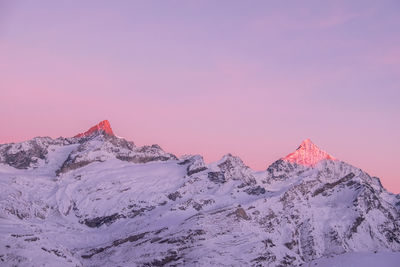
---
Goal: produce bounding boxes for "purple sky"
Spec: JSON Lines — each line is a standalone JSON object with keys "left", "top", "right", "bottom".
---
{"left": 1, "top": 1, "right": 399, "bottom": 193}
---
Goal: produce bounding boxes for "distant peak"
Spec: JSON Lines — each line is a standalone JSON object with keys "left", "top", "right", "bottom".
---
{"left": 217, "top": 153, "right": 248, "bottom": 169}
{"left": 219, "top": 153, "right": 243, "bottom": 163}
{"left": 283, "top": 139, "right": 335, "bottom": 166}
{"left": 74, "top": 120, "right": 115, "bottom": 138}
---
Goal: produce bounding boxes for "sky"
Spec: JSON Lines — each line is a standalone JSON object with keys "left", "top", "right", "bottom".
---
{"left": 0, "top": 1, "right": 399, "bottom": 193}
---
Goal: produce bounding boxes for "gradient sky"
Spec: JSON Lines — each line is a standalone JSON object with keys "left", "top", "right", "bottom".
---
{"left": 1, "top": 1, "right": 399, "bottom": 193}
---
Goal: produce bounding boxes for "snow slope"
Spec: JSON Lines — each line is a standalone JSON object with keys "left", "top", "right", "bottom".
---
{"left": 311, "top": 251, "right": 400, "bottom": 267}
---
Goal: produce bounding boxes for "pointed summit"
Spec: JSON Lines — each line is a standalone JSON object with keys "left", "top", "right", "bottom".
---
{"left": 74, "top": 120, "right": 115, "bottom": 138}
{"left": 282, "top": 139, "right": 335, "bottom": 166}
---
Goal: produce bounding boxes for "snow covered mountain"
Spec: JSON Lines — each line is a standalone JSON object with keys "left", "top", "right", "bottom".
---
{"left": 0, "top": 120, "right": 399, "bottom": 266}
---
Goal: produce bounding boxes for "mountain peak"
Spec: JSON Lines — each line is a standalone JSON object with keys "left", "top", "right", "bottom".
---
{"left": 283, "top": 139, "right": 335, "bottom": 166}
{"left": 74, "top": 120, "right": 115, "bottom": 138}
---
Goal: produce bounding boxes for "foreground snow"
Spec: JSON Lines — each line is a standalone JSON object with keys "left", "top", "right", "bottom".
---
{"left": 311, "top": 251, "right": 400, "bottom": 267}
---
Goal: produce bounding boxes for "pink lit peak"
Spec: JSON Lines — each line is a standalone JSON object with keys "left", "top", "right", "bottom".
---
{"left": 283, "top": 139, "right": 336, "bottom": 166}
{"left": 74, "top": 120, "right": 114, "bottom": 138}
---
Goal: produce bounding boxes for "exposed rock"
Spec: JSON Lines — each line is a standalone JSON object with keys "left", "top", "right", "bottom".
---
{"left": 229, "top": 207, "right": 250, "bottom": 221}
{"left": 216, "top": 154, "right": 257, "bottom": 184}
{"left": 208, "top": 172, "right": 226, "bottom": 184}
{"left": 82, "top": 213, "right": 125, "bottom": 228}
{"left": 0, "top": 137, "right": 56, "bottom": 169}
{"left": 244, "top": 186, "right": 266, "bottom": 195}
{"left": 182, "top": 155, "right": 207, "bottom": 176}
{"left": 312, "top": 173, "right": 355, "bottom": 197}
{"left": 167, "top": 191, "right": 182, "bottom": 201}
{"left": 82, "top": 232, "right": 147, "bottom": 259}
{"left": 266, "top": 159, "right": 304, "bottom": 181}
{"left": 144, "top": 250, "right": 181, "bottom": 266}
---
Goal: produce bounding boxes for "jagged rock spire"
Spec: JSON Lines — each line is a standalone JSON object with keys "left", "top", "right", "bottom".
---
{"left": 74, "top": 120, "right": 114, "bottom": 138}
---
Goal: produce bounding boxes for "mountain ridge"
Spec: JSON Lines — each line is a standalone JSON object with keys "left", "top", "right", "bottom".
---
{"left": 0, "top": 120, "right": 399, "bottom": 266}
{"left": 0, "top": 120, "right": 341, "bottom": 175}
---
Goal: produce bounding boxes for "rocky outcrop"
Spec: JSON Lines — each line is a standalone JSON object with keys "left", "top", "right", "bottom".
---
{"left": 0, "top": 137, "right": 75, "bottom": 169}
{"left": 214, "top": 154, "right": 256, "bottom": 184}
{"left": 179, "top": 155, "right": 207, "bottom": 176}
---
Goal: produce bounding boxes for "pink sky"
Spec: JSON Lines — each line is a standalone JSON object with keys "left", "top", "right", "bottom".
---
{"left": 0, "top": 1, "right": 399, "bottom": 193}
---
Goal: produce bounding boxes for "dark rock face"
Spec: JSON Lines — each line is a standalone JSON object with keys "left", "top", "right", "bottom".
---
{"left": 167, "top": 191, "right": 182, "bottom": 201}
{"left": 349, "top": 216, "right": 365, "bottom": 236}
{"left": 228, "top": 207, "right": 250, "bottom": 221}
{"left": 4, "top": 148, "right": 44, "bottom": 169}
{"left": 0, "top": 137, "right": 79, "bottom": 170}
{"left": 208, "top": 172, "right": 226, "bottom": 184}
{"left": 81, "top": 232, "right": 147, "bottom": 259}
{"left": 136, "top": 145, "right": 177, "bottom": 159}
{"left": 56, "top": 158, "right": 93, "bottom": 176}
{"left": 82, "top": 213, "right": 125, "bottom": 228}
{"left": 178, "top": 155, "right": 207, "bottom": 176}
{"left": 178, "top": 159, "right": 191, "bottom": 165}
{"left": 245, "top": 186, "right": 266, "bottom": 195}
{"left": 145, "top": 251, "right": 181, "bottom": 266}
{"left": 81, "top": 227, "right": 205, "bottom": 264}
{"left": 299, "top": 220, "right": 316, "bottom": 262}
{"left": 216, "top": 154, "right": 257, "bottom": 184}
{"left": 251, "top": 252, "right": 276, "bottom": 265}
{"left": 128, "top": 206, "right": 156, "bottom": 218}
{"left": 217, "top": 155, "right": 239, "bottom": 173}
{"left": 0, "top": 139, "right": 49, "bottom": 169}
{"left": 41, "top": 247, "right": 67, "bottom": 259}
{"left": 187, "top": 166, "right": 207, "bottom": 176}
{"left": 312, "top": 173, "right": 355, "bottom": 197}
{"left": 395, "top": 195, "right": 400, "bottom": 210}
{"left": 116, "top": 154, "right": 175, "bottom": 164}
{"left": 116, "top": 144, "right": 177, "bottom": 164}
{"left": 266, "top": 159, "right": 302, "bottom": 181}
{"left": 105, "top": 135, "right": 135, "bottom": 150}
{"left": 279, "top": 254, "right": 297, "bottom": 266}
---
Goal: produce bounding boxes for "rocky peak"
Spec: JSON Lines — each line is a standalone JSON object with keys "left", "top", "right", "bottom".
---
{"left": 216, "top": 154, "right": 247, "bottom": 173}
{"left": 179, "top": 155, "right": 207, "bottom": 176}
{"left": 282, "top": 139, "right": 335, "bottom": 167}
{"left": 74, "top": 120, "right": 114, "bottom": 138}
{"left": 215, "top": 153, "right": 256, "bottom": 184}
{"left": 219, "top": 153, "right": 251, "bottom": 166}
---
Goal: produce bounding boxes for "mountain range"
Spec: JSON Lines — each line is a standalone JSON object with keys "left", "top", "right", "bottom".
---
{"left": 0, "top": 120, "right": 399, "bottom": 266}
